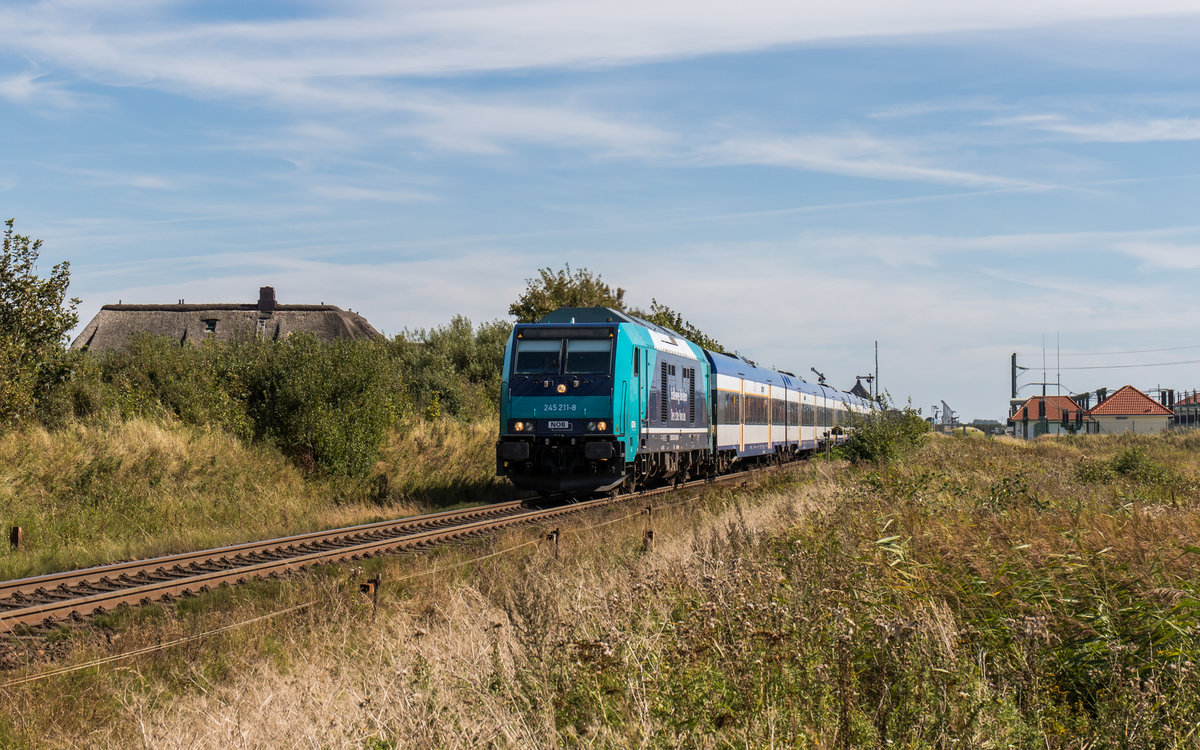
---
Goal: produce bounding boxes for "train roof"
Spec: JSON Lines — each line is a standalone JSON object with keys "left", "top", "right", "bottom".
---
{"left": 531, "top": 308, "right": 871, "bottom": 406}
{"left": 706, "top": 349, "right": 871, "bottom": 405}
{"left": 536, "top": 307, "right": 636, "bottom": 325}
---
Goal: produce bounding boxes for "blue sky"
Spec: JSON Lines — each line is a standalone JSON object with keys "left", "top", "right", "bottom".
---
{"left": 4, "top": 0, "right": 1200, "bottom": 421}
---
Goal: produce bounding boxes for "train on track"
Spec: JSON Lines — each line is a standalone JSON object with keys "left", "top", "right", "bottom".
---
{"left": 496, "top": 306, "right": 874, "bottom": 494}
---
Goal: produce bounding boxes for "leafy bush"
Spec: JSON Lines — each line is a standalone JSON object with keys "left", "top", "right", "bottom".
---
{"left": 1076, "top": 446, "right": 1176, "bottom": 486}
{"left": 239, "top": 335, "right": 403, "bottom": 478}
{"left": 391, "top": 315, "right": 511, "bottom": 418}
{"left": 837, "top": 401, "right": 929, "bottom": 464}
{"left": 88, "top": 334, "right": 253, "bottom": 438}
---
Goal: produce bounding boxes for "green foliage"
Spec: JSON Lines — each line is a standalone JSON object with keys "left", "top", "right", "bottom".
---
{"left": 88, "top": 334, "right": 253, "bottom": 438}
{"left": 638, "top": 298, "right": 725, "bottom": 353}
{"left": 24, "top": 309, "right": 515, "bottom": 476}
{"left": 506, "top": 265, "right": 725, "bottom": 354}
{"left": 837, "top": 399, "right": 929, "bottom": 464}
{"left": 391, "top": 315, "right": 512, "bottom": 418}
{"left": 1077, "top": 445, "right": 1177, "bottom": 486}
{"left": 0, "top": 219, "right": 79, "bottom": 427}
{"left": 507, "top": 264, "right": 626, "bottom": 322}
{"left": 1111, "top": 445, "right": 1173, "bottom": 483}
{"left": 239, "top": 335, "right": 403, "bottom": 478}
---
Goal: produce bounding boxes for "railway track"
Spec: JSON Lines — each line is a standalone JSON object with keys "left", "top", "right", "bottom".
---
{"left": 0, "top": 469, "right": 759, "bottom": 634}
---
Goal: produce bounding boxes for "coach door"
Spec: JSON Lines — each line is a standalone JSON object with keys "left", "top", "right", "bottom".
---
{"left": 767, "top": 383, "right": 773, "bottom": 450}
{"left": 739, "top": 378, "right": 746, "bottom": 452}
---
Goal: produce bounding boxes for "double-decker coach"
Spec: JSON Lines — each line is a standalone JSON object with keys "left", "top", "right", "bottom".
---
{"left": 706, "top": 350, "right": 873, "bottom": 471}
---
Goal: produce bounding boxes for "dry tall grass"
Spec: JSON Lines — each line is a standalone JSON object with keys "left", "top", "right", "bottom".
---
{"left": 0, "top": 417, "right": 505, "bottom": 581}
{"left": 5, "top": 433, "right": 1200, "bottom": 747}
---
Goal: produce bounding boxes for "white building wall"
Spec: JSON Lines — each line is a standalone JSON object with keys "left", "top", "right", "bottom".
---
{"left": 1091, "top": 415, "right": 1171, "bottom": 435}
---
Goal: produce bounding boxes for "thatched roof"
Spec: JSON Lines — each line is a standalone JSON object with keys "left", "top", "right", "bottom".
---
{"left": 71, "top": 287, "right": 383, "bottom": 351}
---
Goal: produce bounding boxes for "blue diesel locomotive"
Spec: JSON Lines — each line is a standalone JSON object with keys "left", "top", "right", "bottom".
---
{"left": 496, "top": 306, "right": 872, "bottom": 494}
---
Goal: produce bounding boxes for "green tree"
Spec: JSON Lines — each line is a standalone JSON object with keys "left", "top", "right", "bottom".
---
{"left": 508, "top": 265, "right": 626, "bottom": 322}
{"left": 640, "top": 298, "right": 726, "bottom": 353}
{"left": 0, "top": 219, "right": 79, "bottom": 426}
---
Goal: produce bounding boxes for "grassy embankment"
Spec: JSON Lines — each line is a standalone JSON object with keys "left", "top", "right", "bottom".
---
{"left": 0, "top": 417, "right": 503, "bottom": 581}
{"left": 4, "top": 431, "right": 1200, "bottom": 747}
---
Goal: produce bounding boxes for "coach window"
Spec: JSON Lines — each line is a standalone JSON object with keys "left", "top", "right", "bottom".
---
{"left": 514, "top": 339, "right": 562, "bottom": 374}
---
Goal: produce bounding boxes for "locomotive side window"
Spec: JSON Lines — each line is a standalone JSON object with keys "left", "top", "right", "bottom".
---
{"left": 565, "top": 339, "right": 612, "bottom": 374}
{"left": 514, "top": 339, "right": 562, "bottom": 374}
{"left": 802, "top": 402, "right": 814, "bottom": 425}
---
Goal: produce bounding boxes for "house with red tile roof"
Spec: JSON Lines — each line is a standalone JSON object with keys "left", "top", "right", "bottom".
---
{"left": 1085, "top": 385, "right": 1173, "bottom": 435}
{"left": 1008, "top": 395, "right": 1089, "bottom": 440}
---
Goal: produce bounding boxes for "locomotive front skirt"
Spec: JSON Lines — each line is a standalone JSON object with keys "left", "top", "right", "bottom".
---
{"left": 496, "top": 307, "right": 872, "bottom": 494}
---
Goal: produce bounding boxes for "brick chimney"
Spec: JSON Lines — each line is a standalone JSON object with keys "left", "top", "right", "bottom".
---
{"left": 258, "top": 286, "right": 277, "bottom": 313}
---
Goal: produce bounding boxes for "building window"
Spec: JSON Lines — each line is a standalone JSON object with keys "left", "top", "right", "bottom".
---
{"left": 203, "top": 319, "right": 217, "bottom": 333}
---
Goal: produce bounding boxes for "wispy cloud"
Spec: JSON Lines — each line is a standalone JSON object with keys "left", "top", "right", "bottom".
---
{"left": 1113, "top": 241, "right": 1200, "bottom": 270}
{"left": 4, "top": 1, "right": 1200, "bottom": 108}
{"left": 0, "top": 69, "right": 96, "bottom": 110}
{"left": 306, "top": 184, "right": 436, "bottom": 203}
{"left": 993, "top": 113, "right": 1200, "bottom": 142}
{"left": 389, "top": 98, "right": 671, "bottom": 156}
{"left": 700, "top": 134, "right": 1036, "bottom": 188}
{"left": 49, "top": 166, "right": 177, "bottom": 191}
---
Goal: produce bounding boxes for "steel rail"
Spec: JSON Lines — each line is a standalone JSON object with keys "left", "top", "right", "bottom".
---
{"left": 0, "top": 501, "right": 526, "bottom": 602}
{"left": 0, "top": 494, "right": 630, "bottom": 632}
{"left": 0, "top": 465, "right": 765, "bottom": 634}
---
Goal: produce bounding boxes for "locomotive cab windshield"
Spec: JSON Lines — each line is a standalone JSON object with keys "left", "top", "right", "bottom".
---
{"left": 511, "top": 325, "right": 615, "bottom": 380}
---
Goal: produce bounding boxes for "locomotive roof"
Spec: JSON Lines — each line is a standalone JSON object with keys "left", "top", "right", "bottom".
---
{"left": 536, "top": 307, "right": 636, "bottom": 325}
{"left": 536, "top": 306, "right": 693, "bottom": 340}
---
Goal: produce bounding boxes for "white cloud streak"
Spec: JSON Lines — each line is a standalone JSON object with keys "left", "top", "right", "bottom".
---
{"left": 701, "top": 135, "right": 1036, "bottom": 187}
{"left": 4, "top": 1, "right": 1199, "bottom": 106}
{"left": 997, "top": 114, "right": 1200, "bottom": 142}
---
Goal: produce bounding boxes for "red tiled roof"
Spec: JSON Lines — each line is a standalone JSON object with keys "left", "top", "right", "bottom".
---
{"left": 1009, "top": 395, "right": 1083, "bottom": 423}
{"left": 1177, "top": 393, "right": 1200, "bottom": 407}
{"left": 1086, "top": 385, "right": 1174, "bottom": 417}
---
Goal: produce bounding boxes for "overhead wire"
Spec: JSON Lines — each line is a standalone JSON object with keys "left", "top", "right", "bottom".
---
{"left": 1016, "top": 343, "right": 1200, "bottom": 358}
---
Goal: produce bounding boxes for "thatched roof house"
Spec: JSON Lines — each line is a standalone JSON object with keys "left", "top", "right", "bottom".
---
{"left": 71, "top": 287, "right": 383, "bottom": 352}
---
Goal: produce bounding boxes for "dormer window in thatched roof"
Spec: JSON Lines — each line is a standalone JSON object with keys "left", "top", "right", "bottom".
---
{"left": 203, "top": 319, "right": 217, "bottom": 333}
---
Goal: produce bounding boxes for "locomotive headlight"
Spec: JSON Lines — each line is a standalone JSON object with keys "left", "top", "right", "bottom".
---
{"left": 587, "top": 421, "right": 597, "bottom": 431}
{"left": 556, "top": 383, "right": 567, "bottom": 394}
{"left": 514, "top": 421, "right": 525, "bottom": 432}
{"left": 597, "top": 421, "right": 607, "bottom": 432}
